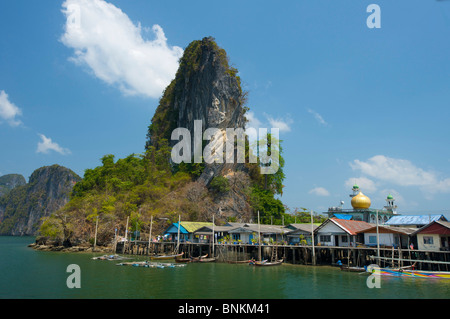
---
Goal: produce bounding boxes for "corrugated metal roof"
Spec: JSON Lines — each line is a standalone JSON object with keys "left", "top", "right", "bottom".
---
{"left": 330, "top": 218, "right": 373, "bottom": 236}
{"left": 385, "top": 215, "right": 446, "bottom": 226}
{"left": 229, "top": 224, "right": 286, "bottom": 234}
{"left": 193, "top": 225, "right": 237, "bottom": 235}
{"left": 356, "top": 225, "right": 416, "bottom": 235}
{"left": 285, "top": 224, "right": 318, "bottom": 234}
{"left": 178, "top": 222, "right": 214, "bottom": 233}
{"left": 164, "top": 222, "right": 214, "bottom": 234}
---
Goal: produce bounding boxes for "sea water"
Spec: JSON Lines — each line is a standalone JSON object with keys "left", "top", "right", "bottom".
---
{"left": 1, "top": 236, "right": 449, "bottom": 299}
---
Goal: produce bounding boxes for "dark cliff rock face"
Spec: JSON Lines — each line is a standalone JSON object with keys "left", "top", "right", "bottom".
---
{"left": 0, "top": 174, "right": 26, "bottom": 198}
{"left": 146, "top": 37, "right": 247, "bottom": 185}
{"left": 0, "top": 165, "right": 81, "bottom": 236}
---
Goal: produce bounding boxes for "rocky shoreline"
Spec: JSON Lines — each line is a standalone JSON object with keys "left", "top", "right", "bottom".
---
{"left": 28, "top": 242, "right": 113, "bottom": 253}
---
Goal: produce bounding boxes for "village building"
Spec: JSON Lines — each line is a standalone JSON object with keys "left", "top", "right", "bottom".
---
{"left": 193, "top": 225, "right": 239, "bottom": 243}
{"left": 227, "top": 223, "right": 286, "bottom": 244}
{"left": 356, "top": 225, "right": 415, "bottom": 249}
{"left": 284, "top": 224, "right": 318, "bottom": 245}
{"left": 412, "top": 220, "right": 450, "bottom": 251}
{"left": 314, "top": 218, "right": 373, "bottom": 247}
{"left": 163, "top": 221, "right": 213, "bottom": 243}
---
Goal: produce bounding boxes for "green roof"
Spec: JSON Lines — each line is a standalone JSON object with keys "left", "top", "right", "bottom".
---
{"left": 387, "top": 194, "right": 393, "bottom": 199}
{"left": 180, "top": 221, "right": 214, "bottom": 233}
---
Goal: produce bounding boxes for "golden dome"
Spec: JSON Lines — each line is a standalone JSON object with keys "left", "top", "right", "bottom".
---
{"left": 351, "top": 192, "right": 371, "bottom": 210}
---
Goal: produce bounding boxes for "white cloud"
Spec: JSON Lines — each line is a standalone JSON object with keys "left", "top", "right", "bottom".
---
{"left": 350, "top": 155, "right": 450, "bottom": 194}
{"left": 60, "top": 0, "right": 183, "bottom": 98}
{"left": 0, "top": 90, "right": 22, "bottom": 127}
{"left": 245, "top": 111, "right": 262, "bottom": 130}
{"left": 36, "top": 134, "right": 71, "bottom": 155}
{"left": 307, "top": 108, "right": 327, "bottom": 126}
{"left": 309, "top": 187, "right": 330, "bottom": 196}
{"left": 264, "top": 113, "right": 293, "bottom": 132}
{"left": 344, "top": 176, "right": 377, "bottom": 194}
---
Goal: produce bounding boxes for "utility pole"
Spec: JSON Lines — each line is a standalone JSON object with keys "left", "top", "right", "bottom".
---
{"left": 376, "top": 210, "right": 380, "bottom": 260}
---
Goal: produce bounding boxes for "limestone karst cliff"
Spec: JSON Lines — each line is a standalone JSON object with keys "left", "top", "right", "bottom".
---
{"left": 0, "top": 174, "right": 26, "bottom": 198}
{"left": 146, "top": 37, "right": 248, "bottom": 185}
{"left": 0, "top": 165, "right": 81, "bottom": 235}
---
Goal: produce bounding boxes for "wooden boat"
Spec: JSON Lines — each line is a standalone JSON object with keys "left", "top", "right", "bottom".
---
{"left": 92, "top": 254, "right": 129, "bottom": 261}
{"left": 150, "top": 253, "right": 183, "bottom": 260}
{"left": 253, "top": 259, "right": 283, "bottom": 267}
{"left": 369, "top": 256, "right": 450, "bottom": 279}
{"left": 175, "top": 257, "right": 191, "bottom": 263}
{"left": 198, "top": 257, "right": 216, "bottom": 263}
{"left": 340, "top": 265, "right": 366, "bottom": 273}
{"left": 175, "top": 254, "right": 208, "bottom": 263}
{"left": 249, "top": 258, "right": 283, "bottom": 266}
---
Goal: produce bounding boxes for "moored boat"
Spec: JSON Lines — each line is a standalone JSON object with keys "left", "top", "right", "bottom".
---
{"left": 370, "top": 267, "right": 450, "bottom": 279}
{"left": 198, "top": 257, "right": 216, "bottom": 263}
{"left": 249, "top": 258, "right": 283, "bottom": 266}
{"left": 253, "top": 259, "right": 283, "bottom": 266}
{"left": 150, "top": 253, "right": 184, "bottom": 260}
{"left": 340, "top": 265, "right": 366, "bottom": 272}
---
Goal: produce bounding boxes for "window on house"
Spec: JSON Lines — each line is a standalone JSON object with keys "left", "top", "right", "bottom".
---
{"left": 423, "top": 236, "right": 434, "bottom": 245}
{"left": 369, "top": 236, "right": 377, "bottom": 244}
{"left": 320, "top": 235, "right": 331, "bottom": 242}
{"left": 341, "top": 236, "right": 348, "bottom": 242}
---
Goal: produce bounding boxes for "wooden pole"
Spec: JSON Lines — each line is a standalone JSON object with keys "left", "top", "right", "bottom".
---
{"left": 212, "top": 215, "right": 215, "bottom": 258}
{"left": 176, "top": 214, "right": 181, "bottom": 253}
{"left": 113, "top": 227, "right": 117, "bottom": 254}
{"left": 148, "top": 215, "right": 153, "bottom": 256}
{"left": 93, "top": 215, "right": 99, "bottom": 252}
{"left": 258, "top": 211, "right": 262, "bottom": 262}
{"left": 376, "top": 210, "right": 380, "bottom": 261}
{"left": 311, "top": 210, "right": 316, "bottom": 265}
{"left": 124, "top": 216, "right": 129, "bottom": 254}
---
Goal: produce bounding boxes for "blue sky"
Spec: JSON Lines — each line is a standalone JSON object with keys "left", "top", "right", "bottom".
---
{"left": 1, "top": 0, "right": 450, "bottom": 218}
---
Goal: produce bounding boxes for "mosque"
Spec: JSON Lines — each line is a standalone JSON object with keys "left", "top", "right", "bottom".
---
{"left": 326, "top": 184, "right": 398, "bottom": 224}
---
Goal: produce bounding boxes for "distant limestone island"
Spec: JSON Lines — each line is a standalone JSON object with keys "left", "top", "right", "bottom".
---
{"left": 0, "top": 165, "right": 81, "bottom": 237}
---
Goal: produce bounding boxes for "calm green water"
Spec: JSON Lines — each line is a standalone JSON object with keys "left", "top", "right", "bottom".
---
{"left": 1, "top": 236, "right": 449, "bottom": 299}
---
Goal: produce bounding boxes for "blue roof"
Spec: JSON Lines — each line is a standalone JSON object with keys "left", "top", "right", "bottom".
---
{"left": 333, "top": 214, "right": 353, "bottom": 220}
{"left": 385, "top": 215, "right": 447, "bottom": 226}
{"left": 164, "top": 223, "right": 189, "bottom": 234}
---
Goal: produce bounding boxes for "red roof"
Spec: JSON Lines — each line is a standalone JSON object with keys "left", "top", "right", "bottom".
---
{"left": 330, "top": 218, "right": 373, "bottom": 236}
{"left": 414, "top": 221, "right": 450, "bottom": 235}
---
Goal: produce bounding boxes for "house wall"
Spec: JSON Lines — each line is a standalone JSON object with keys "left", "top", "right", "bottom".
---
{"left": 364, "top": 233, "right": 395, "bottom": 247}
{"left": 317, "top": 222, "right": 343, "bottom": 246}
{"left": 417, "top": 234, "right": 441, "bottom": 251}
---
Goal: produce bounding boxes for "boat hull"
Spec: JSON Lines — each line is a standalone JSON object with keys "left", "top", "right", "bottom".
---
{"left": 250, "top": 259, "right": 283, "bottom": 266}
{"left": 150, "top": 253, "right": 183, "bottom": 260}
{"left": 374, "top": 268, "right": 450, "bottom": 279}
